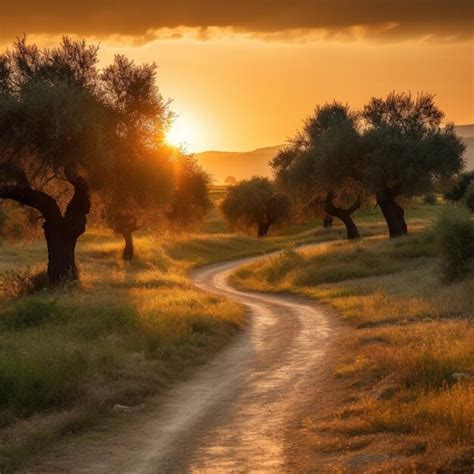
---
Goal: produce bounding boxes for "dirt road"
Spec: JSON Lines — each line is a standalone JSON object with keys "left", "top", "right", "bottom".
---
{"left": 25, "top": 253, "right": 339, "bottom": 473}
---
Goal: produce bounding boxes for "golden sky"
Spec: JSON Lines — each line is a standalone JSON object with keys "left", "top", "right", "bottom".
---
{"left": 2, "top": 1, "right": 474, "bottom": 152}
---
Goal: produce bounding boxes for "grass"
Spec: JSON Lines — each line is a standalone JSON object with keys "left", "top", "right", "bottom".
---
{"left": 0, "top": 199, "right": 355, "bottom": 470}
{"left": 232, "top": 205, "right": 474, "bottom": 470}
{"left": 0, "top": 230, "right": 247, "bottom": 471}
{"left": 0, "top": 196, "right": 453, "bottom": 471}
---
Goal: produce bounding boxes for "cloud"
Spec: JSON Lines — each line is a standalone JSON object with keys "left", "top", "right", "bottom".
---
{"left": 2, "top": 0, "right": 473, "bottom": 45}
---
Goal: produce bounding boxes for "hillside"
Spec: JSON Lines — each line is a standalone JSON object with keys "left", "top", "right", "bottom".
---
{"left": 195, "top": 145, "right": 282, "bottom": 183}
{"left": 196, "top": 125, "right": 474, "bottom": 183}
{"left": 455, "top": 124, "right": 474, "bottom": 138}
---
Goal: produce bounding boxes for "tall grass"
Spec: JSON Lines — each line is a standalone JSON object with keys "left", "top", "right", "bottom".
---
{"left": 0, "top": 231, "right": 245, "bottom": 470}
{"left": 233, "top": 224, "right": 474, "bottom": 464}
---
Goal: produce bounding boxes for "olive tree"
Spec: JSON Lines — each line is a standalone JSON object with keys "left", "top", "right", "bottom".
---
{"left": 272, "top": 103, "right": 365, "bottom": 240}
{"left": 98, "top": 57, "right": 211, "bottom": 260}
{"left": 99, "top": 55, "right": 174, "bottom": 260}
{"left": 165, "top": 154, "right": 211, "bottom": 233}
{"left": 362, "top": 92, "right": 465, "bottom": 237}
{"left": 0, "top": 38, "right": 114, "bottom": 283}
{"left": 221, "top": 177, "right": 290, "bottom": 237}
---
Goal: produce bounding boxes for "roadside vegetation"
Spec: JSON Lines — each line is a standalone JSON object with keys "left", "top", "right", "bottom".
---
{"left": 232, "top": 204, "right": 474, "bottom": 471}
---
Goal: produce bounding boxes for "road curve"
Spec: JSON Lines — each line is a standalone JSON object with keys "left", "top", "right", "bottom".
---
{"left": 25, "top": 253, "right": 337, "bottom": 473}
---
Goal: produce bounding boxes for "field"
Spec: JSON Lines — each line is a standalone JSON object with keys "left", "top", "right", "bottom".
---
{"left": 0, "top": 195, "right": 472, "bottom": 471}
{"left": 232, "top": 204, "right": 474, "bottom": 470}
{"left": 0, "top": 191, "right": 354, "bottom": 471}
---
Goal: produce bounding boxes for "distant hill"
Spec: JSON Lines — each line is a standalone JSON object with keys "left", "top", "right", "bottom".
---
{"left": 195, "top": 145, "right": 282, "bottom": 184}
{"left": 454, "top": 124, "right": 474, "bottom": 139}
{"left": 196, "top": 125, "right": 474, "bottom": 183}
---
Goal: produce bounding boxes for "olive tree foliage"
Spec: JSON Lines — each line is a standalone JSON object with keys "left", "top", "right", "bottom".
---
{"left": 361, "top": 92, "right": 465, "bottom": 237}
{"left": 221, "top": 177, "right": 290, "bottom": 237}
{"left": 0, "top": 37, "right": 115, "bottom": 283}
{"left": 98, "top": 55, "right": 175, "bottom": 260}
{"left": 272, "top": 103, "right": 365, "bottom": 240}
{"left": 165, "top": 154, "right": 211, "bottom": 233}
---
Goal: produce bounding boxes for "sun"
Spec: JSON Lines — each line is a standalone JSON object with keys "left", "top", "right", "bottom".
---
{"left": 166, "top": 116, "right": 194, "bottom": 150}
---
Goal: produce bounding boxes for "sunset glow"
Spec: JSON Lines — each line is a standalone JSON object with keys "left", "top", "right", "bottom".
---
{"left": 1, "top": 1, "right": 473, "bottom": 153}
{"left": 166, "top": 116, "right": 195, "bottom": 150}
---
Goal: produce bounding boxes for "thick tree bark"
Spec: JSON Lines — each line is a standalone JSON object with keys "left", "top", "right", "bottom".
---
{"left": 257, "top": 221, "right": 272, "bottom": 238}
{"left": 44, "top": 219, "right": 79, "bottom": 283}
{"left": 325, "top": 192, "right": 361, "bottom": 240}
{"left": 121, "top": 230, "right": 135, "bottom": 261}
{"left": 0, "top": 166, "right": 90, "bottom": 284}
{"left": 376, "top": 188, "right": 407, "bottom": 238}
{"left": 323, "top": 214, "right": 333, "bottom": 228}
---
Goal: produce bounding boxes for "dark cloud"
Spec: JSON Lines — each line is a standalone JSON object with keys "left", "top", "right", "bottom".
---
{"left": 2, "top": 0, "right": 473, "bottom": 43}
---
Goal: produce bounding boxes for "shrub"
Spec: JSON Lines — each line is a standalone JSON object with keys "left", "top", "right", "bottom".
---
{"left": 464, "top": 182, "right": 474, "bottom": 212}
{"left": 434, "top": 206, "right": 474, "bottom": 281}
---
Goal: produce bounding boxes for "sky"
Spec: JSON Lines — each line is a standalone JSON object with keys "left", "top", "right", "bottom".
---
{"left": 2, "top": 1, "right": 473, "bottom": 152}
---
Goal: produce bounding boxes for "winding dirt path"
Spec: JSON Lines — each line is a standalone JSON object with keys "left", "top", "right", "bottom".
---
{"left": 25, "top": 253, "right": 341, "bottom": 473}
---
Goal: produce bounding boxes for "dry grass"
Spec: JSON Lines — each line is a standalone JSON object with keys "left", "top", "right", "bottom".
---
{"left": 0, "top": 230, "right": 246, "bottom": 472}
{"left": 233, "top": 225, "right": 474, "bottom": 470}
{"left": 0, "top": 200, "right": 452, "bottom": 470}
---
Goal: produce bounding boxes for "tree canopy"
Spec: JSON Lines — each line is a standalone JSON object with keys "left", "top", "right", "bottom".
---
{"left": 272, "top": 102, "right": 365, "bottom": 240}
{"left": 361, "top": 92, "right": 465, "bottom": 237}
{"left": 221, "top": 177, "right": 290, "bottom": 237}
{"left": 0, "top": 37, "right": 115, "bottom": 282}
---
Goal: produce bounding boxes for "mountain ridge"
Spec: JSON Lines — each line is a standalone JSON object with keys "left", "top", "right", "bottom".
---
{"left": 196, "top": 125, "right": 474, "bottom": 183}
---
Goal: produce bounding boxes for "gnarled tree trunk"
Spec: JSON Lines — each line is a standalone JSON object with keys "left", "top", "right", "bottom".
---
{"left": 46, "top": 168, "right": 90, "bottom": 283}
{"left": 0, "top": 166, "right": 90, "bottom": 285}
{"left": 257, "top": 220, "right": 272, "bottom": 238}
{"left": 44, "top": 219, "right": 79, "bottom": 283}
{"left": 323, "top": 214, "right": 333, "bottom": 228}
{"left": 376, "top": 188, "right": 407, "bottom": 238}
{"left": 120, "top": 229, "right": 135, "bottom": 261}
{"left": 325, "top": 192, "right": 361, "bottom": 240}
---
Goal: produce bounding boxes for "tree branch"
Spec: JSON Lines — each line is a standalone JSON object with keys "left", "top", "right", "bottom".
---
{"left": 325, "top": 192, "right": 361, "bottom": 216}
{"left": 0, "top": 184, "right": 62, "bottom": 221}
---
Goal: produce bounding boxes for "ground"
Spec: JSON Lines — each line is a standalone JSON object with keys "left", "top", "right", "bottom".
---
{"left": 0, "top": 198, "right": 472, "bottom": 471}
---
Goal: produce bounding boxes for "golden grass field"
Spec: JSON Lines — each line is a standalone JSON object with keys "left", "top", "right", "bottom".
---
{"left": 0, "top": 196, "right": 472, "bottom": 471}
{"left": 231, "top": 209, "right": 474, "bottom": 470}
{"left": 0, "top": 196, "right": 340, "bottom": 471}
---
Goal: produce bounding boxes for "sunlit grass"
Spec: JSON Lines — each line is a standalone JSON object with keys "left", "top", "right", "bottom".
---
{"left": 0, "top": 230, "right": 247, "bottom": 471}
{"left": 232, "top": 212, "right": 474, "bottom": 466}
{"left": 0, "top": 199, "right": 460, "bottom": 470}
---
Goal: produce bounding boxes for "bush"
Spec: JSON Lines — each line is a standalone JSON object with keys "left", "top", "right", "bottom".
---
{"left": 434, "top": 206, "right": 474, "bottom": 281}
{"left": 464, "top": 182, "right": 474, "bottom": 212}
